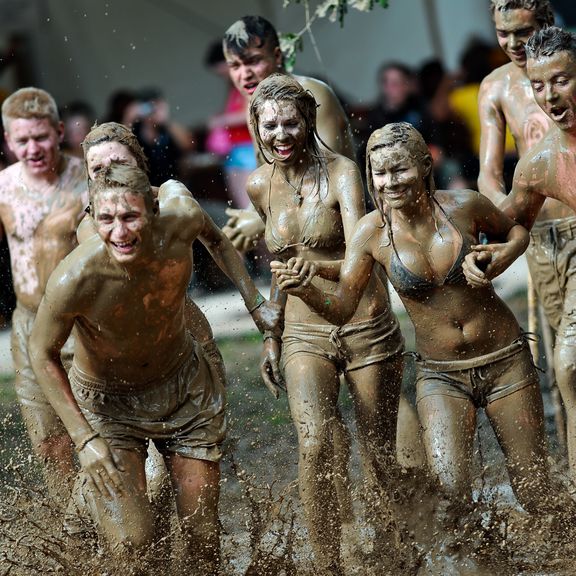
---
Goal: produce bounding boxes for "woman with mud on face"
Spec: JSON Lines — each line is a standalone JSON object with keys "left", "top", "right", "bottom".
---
{"left": 247, "top": 74, "right": 408, "bottom": 575}
{"left": 273, "top": 122, "right": 575, "bottom": 568}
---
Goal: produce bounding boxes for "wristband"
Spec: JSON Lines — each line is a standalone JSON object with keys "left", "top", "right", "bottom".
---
{"left": 247, "top": 293, "right": 266, "bottom": 314}
{"left": 75, "top": 431, "right": 100, "bottom": 453}
{"left": 263, "top": 330, "right": 281, "bottom": 343}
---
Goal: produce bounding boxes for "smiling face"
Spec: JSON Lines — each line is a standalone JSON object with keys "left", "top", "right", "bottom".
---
{"left": 494, "top": 8, "right": 540, "bottom": 68}
{"left": 225, "top": 41, "right": 282, "bottom": 99}
{"left": 93, "top": 188, "right": 153, "bottom": 264}
{"left": 5, "top": 117, "right": 63, "bottom": 177}
{"left": 370, "top": 146, "right": 429, "bottom": 211}
{"left": 86, "top": 141, "right": 138, "bottom": 180}
{"left": 257, "top": 99, "right": 307, "bottom": 164}
{"left": 527, "top": 50, "right": 576, "bottom": 133}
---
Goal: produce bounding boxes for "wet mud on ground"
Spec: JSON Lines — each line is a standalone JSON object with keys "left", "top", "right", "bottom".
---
{"left": 2, "top": 299, "right": 576, "bottom": 575}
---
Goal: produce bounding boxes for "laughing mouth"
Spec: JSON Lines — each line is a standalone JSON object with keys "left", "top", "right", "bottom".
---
{"left": 274, "top": 144, "right": 293, "bottom": 157}
{"left": 244, "top": 82, "right": 258, "bottom": 93}
{"left": 112, "top": 239, "right": 138, "bottom": 253}
{"left": 549, "top": 106, "right": 568, "bottom": 121}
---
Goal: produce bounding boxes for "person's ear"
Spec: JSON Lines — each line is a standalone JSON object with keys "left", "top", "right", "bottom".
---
{"left": 273, "top": 46, "right": 283, "bottom": 69}
{"left": 422, "top": 155, "right": 432, "bottom": 179}
{"left": 56, "top": 121, "right": 65, "bottom": 144}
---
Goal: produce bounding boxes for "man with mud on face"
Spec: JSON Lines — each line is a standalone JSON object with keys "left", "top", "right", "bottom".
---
{"left": 221, "top": 15, "right": 356, "bottom": 251}
{"left": 478, "top": 0, "right": 576, "bottom": 452}
{"left": 29, "top": 164, "right": 235, "bottom": 573}
{"left": 466, "top": 26, "right": 576, "bottom": 485}
{"left": 0, "top": 87, "right": 87, "bottom": 502}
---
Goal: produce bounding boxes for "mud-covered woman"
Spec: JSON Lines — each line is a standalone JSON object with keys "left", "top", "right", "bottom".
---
{"left": 246, "top": 74, "right": 409, "bottom": 574}
{"left": 273, "top": 122, "right": 573, "bottom": 563}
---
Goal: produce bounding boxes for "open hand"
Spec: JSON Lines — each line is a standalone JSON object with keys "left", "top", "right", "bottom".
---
{"left": 260, "top": 339, "right": 285, "bottom": 399}
{"left": 78, "top": 437, "right": 125, "bottom": 499}
{"left": 222, "top": 208, "right": 265, "bottom": 252}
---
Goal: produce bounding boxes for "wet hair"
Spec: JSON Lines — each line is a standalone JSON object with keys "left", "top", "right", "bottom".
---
{"left": 89, "top": 163, "right": 153, "bottom": 215}
{"left": 249, "top": 73, "right": 330, "bottom": 194}
{"left": 489, "top": 0, "right": 554, "bottom": 28}
{"left": 81, "top": 122, "right": 148, "bottom": 176}
{"left": 366, "top": 122, "right": 435, "bottom": 219}
{"left": 223, "top": 16, "right": 281, "bottom": 60}
{"left": 1, "top": 87, "right": 60, "bottom": 130}
{"left": 526, "top": 26, "right": 576, "bottom": 60}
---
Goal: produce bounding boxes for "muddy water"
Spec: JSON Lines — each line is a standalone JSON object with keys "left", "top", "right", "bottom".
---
{"left": 2, "top": 336, "right": 576, "bottom": 575}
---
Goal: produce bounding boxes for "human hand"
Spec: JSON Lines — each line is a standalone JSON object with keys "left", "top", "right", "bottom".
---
{"left": 260, "top": 338, "right": 285, "bottom": 399}
{"left": 466, "top": 240, "right": 523, "bottom": 288}
{"left": 222, "top": 208, "right": 265, "bottom": 252}
{"left": 271, "top": 258, "right": 316, "bottom": 295}
{"left": 77, "top": 436, "right": 125, "bottom": 499}
{"left": 463, "top": 250, "right": 492, "bottom": 288}
{"left": 251, "top": 300, "right": 283, "bottom": 334}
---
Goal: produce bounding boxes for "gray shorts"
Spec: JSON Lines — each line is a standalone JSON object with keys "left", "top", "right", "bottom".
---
{"left": 281, "top": 310, "right": 404, "bottom": 373}
{"left": 70, "top": 337, "right": 226, "bottom": 462}
{"left": 415, "top": 338, "right": 538, "bottom": 408}
{"left": 11, "top": 303, "right": 73, "bottom": 446}
{"left": 526, "top": 216, "right": 576, "bottom": 343}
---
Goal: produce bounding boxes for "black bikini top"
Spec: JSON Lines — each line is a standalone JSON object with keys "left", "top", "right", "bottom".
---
{"left": 387, "top": 200, "right": 473, "bottom": 299}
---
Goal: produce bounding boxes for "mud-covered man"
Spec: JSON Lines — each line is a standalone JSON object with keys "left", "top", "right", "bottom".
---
{"left": 0, "top": 87, "right": 86, "bottom": 497}
{"left": 29, "top": 164, "right": 244, "bottom": 572}
{"left": 466, "top": 26, "right": 576, "bottom": 483}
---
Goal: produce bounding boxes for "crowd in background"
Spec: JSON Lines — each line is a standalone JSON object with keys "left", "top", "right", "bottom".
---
{"left": 0, "top": 31, "right": 519, "bottom": 328}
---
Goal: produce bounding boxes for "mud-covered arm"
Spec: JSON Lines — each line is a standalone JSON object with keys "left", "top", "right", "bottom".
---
{"left": 198, "top": 213, "right": 280, "bottom": 332}
{"left": 305, "top": 78, "right": 355, "bottom": 161}
{"left": 500, "top": 160, "right": 546, "bottom": 231}
{"left": 477, "top": 78, "right": 508, "bottom": 206}
{"left": 29, "top": 270, "right": 125, "bottom": 496}
{"left": 273, "top": 217, "right": 376, "bottom": 325}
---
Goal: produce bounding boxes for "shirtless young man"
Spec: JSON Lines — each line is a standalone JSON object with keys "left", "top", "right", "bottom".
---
{"left": 29, "top": 164, "right": 235, "bottom": 572}
{"left": 466, "top": 26, "right": 576, "bottom": 481}
{"left": 221, "top": 15, "right": 356, "bottom": 251}
{"left": 478, "top": 0, "right": 576, "bottom": 426}
{"left": 0, "top": 87, "right": 86, "bottom": 497}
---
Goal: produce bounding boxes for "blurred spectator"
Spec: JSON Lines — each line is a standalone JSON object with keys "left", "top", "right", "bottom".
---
{"left": 0, "top": 112, "right": 15, "bottom": 328}
{"left": 417, "top": 59, "right": 476, "bottom": 188}
{"left": 354, "top": 62, "right": 423, "bottom": 169}
{"left": 204, "top": 40, "right": 256, "bottom": 209}
{"left": 104, "top": 89, "right": 140, "bottom": 126}
{"left": 132, "top": 88, "right": 194, "bottom": 185}
{"left": 61, "top": 100, "right": 95, "bottom": 157}
{"left": 449, "top": 38, "right": 515, "bottom": 163}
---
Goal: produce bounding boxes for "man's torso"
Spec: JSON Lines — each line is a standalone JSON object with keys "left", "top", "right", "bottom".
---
{"left": 0, "top": 155, "right": 87, "bottom": 310}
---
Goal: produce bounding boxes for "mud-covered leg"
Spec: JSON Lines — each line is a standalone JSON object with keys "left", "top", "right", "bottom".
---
{"left": 167, "top": 455, "right": 221, "bottom": 576}
{"left": 285, "top": 355, "right": 343, "bottom": 575}
{"left": 82, "top": 448, "right": 155, "bottom": 563}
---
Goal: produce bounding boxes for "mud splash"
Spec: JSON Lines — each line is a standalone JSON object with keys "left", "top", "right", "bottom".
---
{"left": 3, "top": 339, "right": 576, "bottom": 575}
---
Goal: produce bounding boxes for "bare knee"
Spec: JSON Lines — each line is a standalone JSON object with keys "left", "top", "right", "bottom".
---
{"left": 108, "top": 513, "right": 156, "bottom": 551}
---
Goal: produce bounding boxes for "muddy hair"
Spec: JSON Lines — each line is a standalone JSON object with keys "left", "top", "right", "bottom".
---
{"left": 88, "top": 163, "right": 153, "bottom": 215}
{"left": 366, "top": 122, "right": 435, "bottom": 226}
{"left": 223, "top": 15, "right": 281, "bottom": 60}
{"left": 249, "top": 73, "right": 330, "bottom": 196}
{"left": 81, "top": 122, "right": 149, "bottom": 176}
{"left": 1, "top": 87, "right": 60, "bottom": 130}
{"left": 489, "top": 0, "right": 554, "bottom": 28}
{"left": 526, "top": 25, "right": 576, "bottom": 60}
